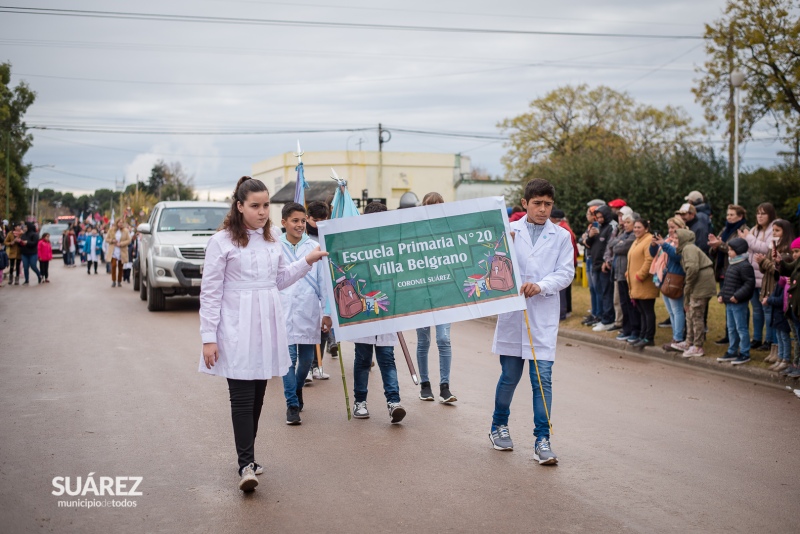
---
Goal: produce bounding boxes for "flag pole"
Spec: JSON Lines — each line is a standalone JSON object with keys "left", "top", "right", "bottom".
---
{"left": 396, "top": 332, "right": 419, "bottom": 385}
{"left": 523, "top": 310, "right": 553, "bottom": 437}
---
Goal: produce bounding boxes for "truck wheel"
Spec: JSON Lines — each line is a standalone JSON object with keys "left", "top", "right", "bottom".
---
{"left": 133, "top": 263, "right": 141, "bottom": 292}
{"left": 147, "top": 275, "right": 166, "bottom": 311}
{"left": 139, "top": 262, "right": 147, "bottom": 301}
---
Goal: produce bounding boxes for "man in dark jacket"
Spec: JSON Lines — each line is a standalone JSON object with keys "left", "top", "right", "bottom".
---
{"left": 585, "top": 205, "right": 616, "bottom": 329}
{"left": 716, "top": 238, "right": 755, "bottom": 365}
{"left": 677, "top": 203, "right": 710, "bottom": 255}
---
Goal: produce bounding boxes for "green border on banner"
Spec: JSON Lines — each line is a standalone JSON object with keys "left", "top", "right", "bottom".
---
{"left": 324, "top": 208, "right": 519, "bottom": 326}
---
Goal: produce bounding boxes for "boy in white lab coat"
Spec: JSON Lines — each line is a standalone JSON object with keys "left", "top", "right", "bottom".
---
{"left": 489, "top": 179, "right": 575, "bottom": 465}
{"left": 279, "top": 203, "right": 332, "bottom": 425}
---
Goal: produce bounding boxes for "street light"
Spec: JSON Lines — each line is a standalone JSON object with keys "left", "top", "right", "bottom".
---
{"left": 731, "top": 70, "right": 745, "bottom": 205}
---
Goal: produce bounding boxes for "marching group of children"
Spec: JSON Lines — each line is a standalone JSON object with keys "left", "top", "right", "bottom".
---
{"left": 199, "top": 176, "right": 574, "bottom": 492}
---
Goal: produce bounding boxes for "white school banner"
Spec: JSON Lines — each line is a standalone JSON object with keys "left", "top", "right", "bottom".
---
{"left": 317, "top": 196, "right": 527, "bottom": 341}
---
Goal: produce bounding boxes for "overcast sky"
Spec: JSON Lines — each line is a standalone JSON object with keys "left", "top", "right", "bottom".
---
{"left": 1, "top": 0, "right": 788, "bottom": 200}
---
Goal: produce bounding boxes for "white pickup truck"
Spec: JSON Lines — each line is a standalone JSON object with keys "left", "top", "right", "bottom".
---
{"left": 135, "top": 201, "right": 228, "bottom": 311}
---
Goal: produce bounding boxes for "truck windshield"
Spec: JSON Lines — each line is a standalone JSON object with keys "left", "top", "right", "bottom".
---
{"left": 157, "top": 208, "right": 228, "bottom": 232}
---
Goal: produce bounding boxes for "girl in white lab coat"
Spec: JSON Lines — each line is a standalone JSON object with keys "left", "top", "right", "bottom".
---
{"left": 199, "top": 177, "right": 327, "bottom": 492}
{"left": 489, "top": 179, "right": 575, "bottom": 465}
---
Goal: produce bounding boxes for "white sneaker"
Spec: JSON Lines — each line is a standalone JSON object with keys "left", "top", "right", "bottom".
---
{"left": 353, "top": 401, "right": 369, "bottom": 419}
{"left": 682, "top": 346, "right": 704, "bottom": 358}
{"left": 312, "top": 368, "right": 330, "bottom": 380}
{"left": 671, "top": 341, "right": 689, "bottom": 352}
{"left": 305, "top": 371, "right": 313, "bottom": 384}
{"left": 238, "top": 463, "right": 258, "bottom": 492}
{"left": 592, "top": 322, "right": 615, "bottom": 332}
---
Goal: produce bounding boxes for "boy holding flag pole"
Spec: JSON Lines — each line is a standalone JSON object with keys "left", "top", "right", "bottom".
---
{"left": 489, "top": 179, "right": 575, "bottom": 465}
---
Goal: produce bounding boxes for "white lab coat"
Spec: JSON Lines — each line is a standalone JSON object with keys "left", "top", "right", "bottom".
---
{"left": 279, "top": 233, "right": 330, "bottom": 345}
{"left": 198, "top": 227, "right": 312, "bottom": 380}
{"left": 351, "top": 333, "right": 398, "bottom": 347}
{"left": 492, "top": 218, "right": 575, "bottom": 361}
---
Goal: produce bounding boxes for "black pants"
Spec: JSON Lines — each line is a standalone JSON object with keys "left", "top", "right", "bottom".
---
{"left": 618, "top": 280, "right": 640, "bottom": 337}
{"left": 565, "top": 281, "right": 573, "bottom": 314}
{"left": 39, "top": 260, "right": 49, "bottom": 280}
{"left": 634, "top": 298, "right": 656, "bottom": 341}
{"left": 226, "top": 378, "right": 267, "bottom": 472}
{"left": 9, "top": 258, "right": 20, "bottom": 279}
{"left": 87, "top": 260, "right": 98, "bottom": 274}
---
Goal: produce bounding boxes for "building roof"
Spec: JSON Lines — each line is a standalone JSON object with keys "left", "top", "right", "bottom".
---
{"left": 271, "top": 180, "right": 339, "bottom": 203}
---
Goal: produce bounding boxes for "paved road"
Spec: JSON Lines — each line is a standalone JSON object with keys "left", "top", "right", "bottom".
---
{"left": 1, "top": 266, "right": 799, "bottom": 533}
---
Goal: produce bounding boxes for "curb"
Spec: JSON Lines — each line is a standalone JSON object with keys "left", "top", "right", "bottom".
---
{"left": 474, "top": 316, "right": 796, "bottom": 391}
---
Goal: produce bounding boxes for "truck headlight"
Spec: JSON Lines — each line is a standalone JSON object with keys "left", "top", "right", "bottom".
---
{"left": 153, "top": 245, "right": 178, "bottom": 258}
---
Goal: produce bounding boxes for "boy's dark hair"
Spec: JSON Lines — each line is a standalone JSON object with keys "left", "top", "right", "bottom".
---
{"left": 523, "top": 179, "right": 555, "bottom": 201}
{"left": 306, "top": 201, "right": 329, "bottom": 220}
{"left": 364, "top": 201, "right": 387, "bottom": 214}
{"left": 281, "top": 202, "right": 306, "bottom": 220}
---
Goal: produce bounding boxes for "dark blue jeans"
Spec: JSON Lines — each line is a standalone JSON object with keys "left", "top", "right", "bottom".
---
{"left": 587, "top": 258, "right": 600, "bottom": 317}
{"left": 21, "top": 253, "right": 41, "bottom": 283}
{"left": 354, "top": 344, "right": 400, "bottom": 404}
{"left": 282, "top": 344, "right": 315, "bottom": 408}
{"left": 593, "top": 269, "right": 615, "bottom": 324}
{"left": 726, "top": 302, "right": 751, "bottom": 357}
{"left": 492, "top": 356, "right": 553, "bottom": 441}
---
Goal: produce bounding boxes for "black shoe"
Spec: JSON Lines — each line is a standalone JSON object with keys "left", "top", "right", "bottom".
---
{"left": 296, "top": 388, "right": 304, "bottom": 412}
{"left": 286, "top": 405, "right": 301, "bottom": 425}
{"left": 750, "top": 339, "right": 763, "bottom": 349}
{"left": 608, "top": 325, "right": 622, "bottom": 331}
{"left": 658, "top": 318, "right": 672, "bottom": 328}
{"left": 757, "top": 342, "right": 771, "bottom": 352}
{"left": 581, "top": 315, "right": 597, "bottom": 325}
{"left": 632, "top": 338, "right": 653, "bottom": 348}
{"left": 439, "top": 383, "right": 457, "bottom": 404}
{"left": 330, "top": 344, "right": 338, "bottom": 358}
{"left": 419, "top": 381, "right": 434, "bottom": 401}
{"left": 714, "top": 336, "right": 729, "bottom": 345}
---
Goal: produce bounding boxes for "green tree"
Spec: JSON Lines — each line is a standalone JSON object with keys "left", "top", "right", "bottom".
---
{"left": 693, "top": 0, "right": 800, "bottom": 165}
{"left": 498, "top": 84, "right": 702, "bottom": 181}
{"left": 147, "top": 160, "right": 168, "bottom": 198}
{"left": 0, "top": 62, "right": 36, "bottom": 221}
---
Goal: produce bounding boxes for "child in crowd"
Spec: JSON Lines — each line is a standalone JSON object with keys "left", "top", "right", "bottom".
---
{"left": 755, "top": 219, "right": 794, "bottom": 366}
{"left": 416, "top": 192, "right": 456, "bottom": 404}
{"left": 199, "top": 177, "right": 327, "bottom": 492}
{"left": 764, "top": 274, "right": 791, "bottom": 371}
{"left": 775, "top": 238, "right": 800, "bottom": 376}
{"left": 675, "top": 229, "right": 716, "bottom": 357}
{"left": 490, "top": 179, "right": 574, "bottom": 465}
{"left": 4, "top": 223, "right": 21, "bottom": 285}
{"left": 716, "top": 238, "right": 755, "bottom": 365}
{"left": 37, "top": 233, "right": 53, "bottom": 283}
{"left": 279, "top": 202, "right": 332, "bottom": 425}
{"left": 307, "top": 200, "right": 339, "bottom": 364}
{"left": 85, "top": 227, "right": 103, "bottom": 275}
{"left": 351, "top": 201, "right": 406, "bottom": 424}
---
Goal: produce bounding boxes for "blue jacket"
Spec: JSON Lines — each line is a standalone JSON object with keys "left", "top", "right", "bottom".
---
{"left": 84, "top": 234, "right": 104, "bottom": 255}
{"left": 766, "top": 279, "right": 790, "bottom": 332}
{"left": 650, "top": 242, "right": 685, "bottom": 276}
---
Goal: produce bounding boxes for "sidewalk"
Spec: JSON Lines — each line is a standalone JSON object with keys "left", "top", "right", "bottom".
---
{"left": 477, "top": 314, "right": 795, "bottom": 390}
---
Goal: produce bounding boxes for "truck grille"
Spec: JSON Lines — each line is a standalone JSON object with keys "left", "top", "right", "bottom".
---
{"left": 179, "top": 248, "right": 205, "bottom": 260}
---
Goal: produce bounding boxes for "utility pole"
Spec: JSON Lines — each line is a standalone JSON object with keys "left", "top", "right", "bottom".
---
{"left": 5, "top": 130, "right": 10, "bottom": 220}
{"left": 377, "top": 123, "right": 391, "bottom": 202}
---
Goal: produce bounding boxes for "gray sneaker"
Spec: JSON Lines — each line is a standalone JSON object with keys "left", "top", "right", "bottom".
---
{"left": 534, "top": 437, "right": 558, "bottom": 465}
{"left": 238, "top": 463, "right": 258, "bottom": 492}
{"left": 489, "top": 425, "right": 513, "bottom": 450}
{"left": 353, "top": 401, "right": 369, "bottom": 419}
{"left": 253, "top": 463, "right": 263, "bottom": 475}
{"left": 388, "top": 402, "right": 406, "bottom": 424}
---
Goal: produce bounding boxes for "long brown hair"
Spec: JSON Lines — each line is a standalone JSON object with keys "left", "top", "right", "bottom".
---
{"left": 772, "top": 219, "right": 795, "bottom": 254}
{"left": 222, "top": 176, "right": 273, "bottom": 248}
{"left": 755, "top": 202, "right": 777, "bottom": 231}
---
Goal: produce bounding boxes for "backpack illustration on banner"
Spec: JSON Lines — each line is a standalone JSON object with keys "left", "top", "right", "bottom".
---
{"left": 330, "top": 259, "right": 391, "bottom": 321}
{"left": 463, "top": 233, "right": 516, "bottom": 299}
{"left": 486, "top": 252, "right": 513, "bottom": 291}
{"left": 334, "top": 276, "right": 365, "bottom": 319}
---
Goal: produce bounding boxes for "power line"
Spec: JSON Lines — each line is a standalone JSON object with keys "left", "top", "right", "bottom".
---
{"left": 28, "top": 125, "right": 374, "bottom": 135}
{"left": 0, "top": 6, "right": 703, "bottom": 40}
